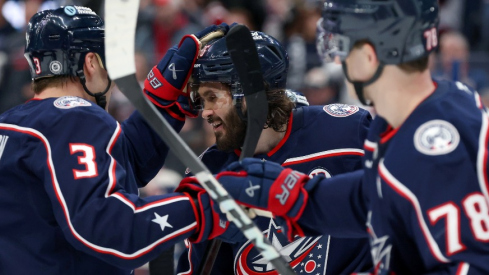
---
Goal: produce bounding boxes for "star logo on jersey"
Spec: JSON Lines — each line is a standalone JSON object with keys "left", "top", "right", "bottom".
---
{"left": 152, "top": 213, "right": 173, "bottom": 232}
{"left": 233, "top": 219, "right": 324, "bottom": 275}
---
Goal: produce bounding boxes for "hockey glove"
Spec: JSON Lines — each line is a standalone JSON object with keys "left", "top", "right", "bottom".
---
{"left": 216, "top": 158, "right": 318, "bottom": 241}
{"left": 143, "top": 23, "right": 230, "bottom": 120}
{"left": 175, "top": 177, "right": 228, "bottom": 243}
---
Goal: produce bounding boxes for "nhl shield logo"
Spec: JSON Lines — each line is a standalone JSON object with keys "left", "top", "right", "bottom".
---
{"left": 323, "top": 104, "right": 359, "bottom": 117}
{"left": 54, "top": 96, "right": 92, "bottom": 109}
{"left": 414, "top": 119, "right": 460, "bottom": 155}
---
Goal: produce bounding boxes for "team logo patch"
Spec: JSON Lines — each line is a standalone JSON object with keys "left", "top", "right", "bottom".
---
{"left": 234, "top": 219, "right": 326, "bottom": 274}
{"left": 49, "top": 61, "right": 62, "bottom": 74}
{"left": 323, "top": 104, "right": 359, "bottom": 117}
{"left": 414, "top": 120, "right": 460, "bottom": 155}
{"left": 54, "top": 96, "right": 92, "bottom": 109}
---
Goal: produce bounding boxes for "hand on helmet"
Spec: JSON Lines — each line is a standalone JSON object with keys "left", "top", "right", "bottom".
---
{"left": 143, "top": 23, "right": 230, "bottom": 120}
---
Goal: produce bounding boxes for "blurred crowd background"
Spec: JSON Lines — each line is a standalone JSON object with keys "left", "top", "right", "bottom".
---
{"left": 1, "top": 0, "right": 489, "bottom": 273}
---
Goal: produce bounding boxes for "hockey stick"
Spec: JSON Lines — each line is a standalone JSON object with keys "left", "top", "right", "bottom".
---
{"left": 198, "top": 24, "right": 271, "bottom": 275}
{"left": 104, "top": 1, "right": 295, "bottom": 275}
{"left": 148, "top": 245, "right": 173, "bottom": 274}
{"left": 229, "top": 25, "right": 269, "bottom": 160}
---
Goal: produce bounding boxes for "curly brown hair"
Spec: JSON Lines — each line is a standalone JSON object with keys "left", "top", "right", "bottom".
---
{"left": 264, "top": 88, "right": 295, "bottom": 132}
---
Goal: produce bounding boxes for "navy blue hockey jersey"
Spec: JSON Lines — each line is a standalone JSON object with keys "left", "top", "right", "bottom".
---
{"left": 0, "top": 96, "right": 200, "bottom": 274}
{"left": 177, "top": 104, "right": 373, "bottom": 274}
{"left": 297, "top": 80, "right": 489, "bottom": 274}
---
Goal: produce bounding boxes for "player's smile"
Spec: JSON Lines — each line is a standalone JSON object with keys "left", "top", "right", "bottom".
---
{"left": 211, "top": 121, "right": 223, "bottom": 132}
{"left": 207, "top": 116, "right": 224, "bottom": 133}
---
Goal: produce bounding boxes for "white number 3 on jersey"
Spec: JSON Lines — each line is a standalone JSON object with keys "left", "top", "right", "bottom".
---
{"left": 69, "top": 143, "right": 98, "bottom": 179}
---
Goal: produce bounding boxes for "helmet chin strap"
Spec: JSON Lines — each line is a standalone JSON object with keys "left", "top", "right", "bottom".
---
{"left": 341, "top": 61, "right": 384, "bottom": 106}
{"left": 76, "top": 70, "right": 112, "bottom": 109}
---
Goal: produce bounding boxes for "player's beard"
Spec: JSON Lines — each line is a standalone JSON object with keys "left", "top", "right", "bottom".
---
{"left": 214, "top": 107, "right": 246, "bottom": 152}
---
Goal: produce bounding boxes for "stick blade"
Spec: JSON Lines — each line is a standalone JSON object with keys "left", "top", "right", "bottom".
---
{"left": 104, "top": 0, "right": 139, "bottom": 80}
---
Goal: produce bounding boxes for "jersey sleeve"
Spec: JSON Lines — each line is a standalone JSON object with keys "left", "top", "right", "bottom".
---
{"left": 121, "top": 109, "right": 185, "bottom": 187}
{"left": 297, "top": 169, "right": 369, "bottom": 238}
{"left": 30, "top": 108, "right": 199, "bottom": 269}
{"left": 342, "top": 108, "right": 372, "bottom": 172}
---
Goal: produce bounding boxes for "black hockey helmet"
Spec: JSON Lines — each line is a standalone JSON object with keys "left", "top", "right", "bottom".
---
{"left": 24, "top": 6, "right": 105, "bottom": 80}
{"left": 317, "top": 0, "right": 439, "bottom": 64}
{"left": 188, "top": 31, "right": 289, "bottom": 113}
{"left": 316, "top": 0, "right": 439, "bottom": 104}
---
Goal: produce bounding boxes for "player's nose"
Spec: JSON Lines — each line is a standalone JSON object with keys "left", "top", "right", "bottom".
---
{"left": 202, "top": 108, "right": 213, "bottom": 119}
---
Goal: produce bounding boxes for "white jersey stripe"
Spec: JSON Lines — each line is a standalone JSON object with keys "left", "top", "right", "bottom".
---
{"left": 102, "top": 123, "right": 191, "bottom": 212}
{"left": 474, "top": 92, "right": 483, "bottom": 110}
{"left": 456, "top": 262, "right": 470, "bottom": 275}
{"left": 364, "top": 139, "right": 377, "bottom": 152}
{"left": 379, "top": 159, "right": 450, "bottom": 263}
{"left": 477, "top": 111, "right": 489, "bottom": 205}
{"left": 0, "top": 123, "right": 196, "bottom": 259}
{"left": 104, "top": 122, "right": 121, "bottom": 198}
{"left": 177, "top": 239, "right": 194, "bottom": 275}
{"left": 283, "top": 148, "right": 364, "bottom": 166}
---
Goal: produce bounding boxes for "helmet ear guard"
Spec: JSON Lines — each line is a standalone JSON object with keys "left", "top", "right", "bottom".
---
{"left": 318, "top": 0, "right": 439, "bottom": 65}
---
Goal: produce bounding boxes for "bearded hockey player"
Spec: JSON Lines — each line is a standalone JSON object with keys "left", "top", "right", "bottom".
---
{"left": 175, "top": 30, "right": 373, "bottom": 274}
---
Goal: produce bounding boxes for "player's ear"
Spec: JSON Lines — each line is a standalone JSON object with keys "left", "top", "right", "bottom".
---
{"left": 356, "top": 43, "right": 380, "bottom": 79}
{"left": 83, "top": 53, "right": 98, "bottom": 76}
{"left": 361, "top": 43, "right": 379, "bottom": 66}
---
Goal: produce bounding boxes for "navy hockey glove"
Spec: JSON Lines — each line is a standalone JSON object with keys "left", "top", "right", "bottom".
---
{"left": 216, "top": 158, "right": 318, "bottom": 241}
{"left": 175, "top": 177, "right": 228, "bottom": 243}
{"left": 144, "top": 23, "right": 230, "bottom": 120}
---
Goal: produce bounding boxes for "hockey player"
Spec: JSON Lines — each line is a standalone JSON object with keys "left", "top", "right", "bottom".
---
{"left": 175, "top": 31, "right": 373, "bottom": 274}
{"left": 0, "top": 6, "right": 229, "bottom": 274}
{"left": 211, "top": 0, "right": 489, "bottom": 274}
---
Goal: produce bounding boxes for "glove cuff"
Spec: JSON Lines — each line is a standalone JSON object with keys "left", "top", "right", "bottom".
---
{"left": 144, "top": 73, "right": 198, "bottom": 120}
{"left": 189, "top": 192, "right": 228, "bottom": 243}
{"left": 144, "top": 66, "right": 185, "bottom": 102}
{"left": 176, "top": 178, "right": 227, "bottom": 243}
{"left": 268, "top": 169, "right": 310, "bottom": 216}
